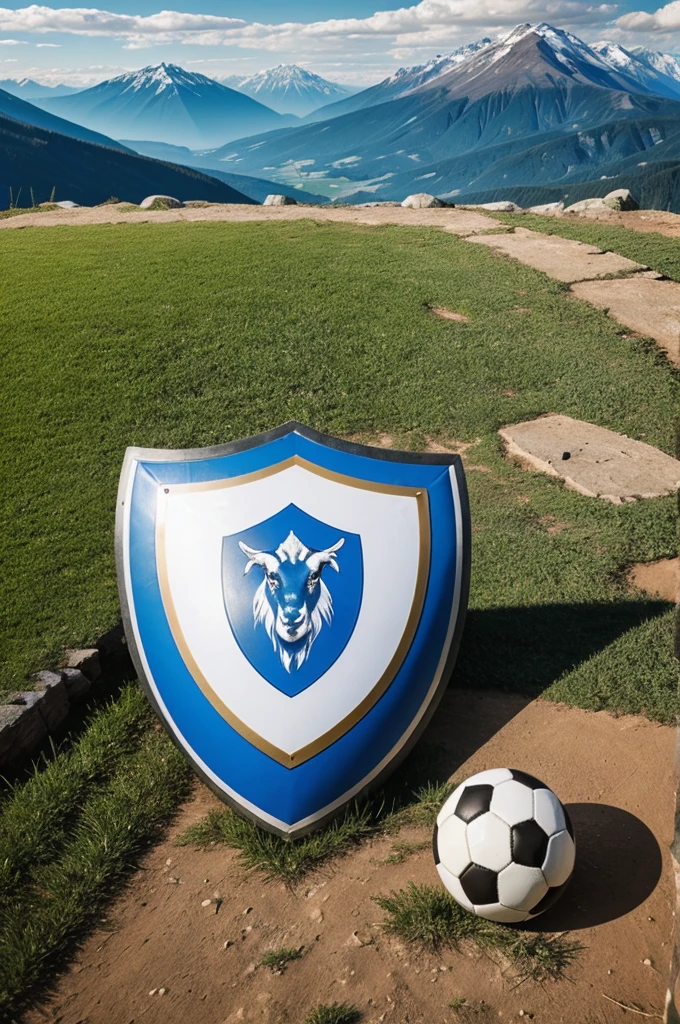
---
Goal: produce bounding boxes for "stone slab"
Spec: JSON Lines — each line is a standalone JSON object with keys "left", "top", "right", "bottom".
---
{"left": 571, "top": 277, "right": 680, "bottom": 367}
{"left": 33, "top": 671, "right": 70, "bottom": 731}
{"left": 0, "top": 693, "right": 47, "bottom": 765}
{"left": 467, "top": 227, "right": 645, "bottom": 282}
{"left": 63, "top": 647, "right": 101, "bottom": 681}
{"left": 62, "top": 667, "right": 92, "bottom": 699}
{"left": 499, "top": 414, "right": 680, "bottom": 502}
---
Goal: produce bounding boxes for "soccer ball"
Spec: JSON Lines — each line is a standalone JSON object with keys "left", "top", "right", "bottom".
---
{"left": 433, "top": 768, "right": 575, "bottom": 923}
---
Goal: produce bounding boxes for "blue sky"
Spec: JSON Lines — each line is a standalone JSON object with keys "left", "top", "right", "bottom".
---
{"left": 0, "top": 0, "right": 676, "bottom": 87}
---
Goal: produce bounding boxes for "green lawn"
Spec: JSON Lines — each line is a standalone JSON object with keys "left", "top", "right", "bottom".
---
{"left": 0, "top": 218, "right": 677, "bottom": 1013}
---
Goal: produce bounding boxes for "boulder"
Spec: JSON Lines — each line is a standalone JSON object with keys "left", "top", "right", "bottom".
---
{"left": 603, "top": 188, "right": 639, "bottom": 211}
{"left": 401, "top": 193, "right": 448, "bottom": 209}
{"left": 263, "top": 194, "right": 298, "bottom": 206}
{"left": 54, "top": 201, "right": 79, "bottom": 209}
{"left": 528, "top": 202, "right": 564, "bottom": 215}
{"left": 139, "top": 195, "right": 183, "bottom": 210}
{"left": 563, "top": 198, "right": 611, "bottom": 215}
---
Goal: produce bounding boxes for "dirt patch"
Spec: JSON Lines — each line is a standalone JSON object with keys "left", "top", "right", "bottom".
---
{"left": 628, "top": 558, "right": 678, "bottom": 603}
{"left": 24, "top": 690, "right": 675, "bottom": 1024}
{"left": 466, "top": 227, "right": 645, "bottom": 283}
{"left": 499, "top": 414, "right": 680, "bottom": 502}
{"left": 0, "top": 204, "right": 500, "bottom": 236}
{"left": 571, "top": 277, "right": 680, "bottom": 368}
{"left": 429, "top": 306, "right": 470, "bottom": 322}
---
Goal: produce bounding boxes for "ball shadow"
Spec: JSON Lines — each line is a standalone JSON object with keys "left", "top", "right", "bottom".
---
{"left": 531, "top": 803, "right": 662, "bottom": 931}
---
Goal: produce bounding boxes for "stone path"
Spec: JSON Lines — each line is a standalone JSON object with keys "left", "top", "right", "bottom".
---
{"left": 498, "top": 415, "right": 680, "bottom": 503}
{"left": 467, "top": 226, "right": 646, "bottom": 283}
{"left": 572, "top": 277, "right": 680, "bottom": 368}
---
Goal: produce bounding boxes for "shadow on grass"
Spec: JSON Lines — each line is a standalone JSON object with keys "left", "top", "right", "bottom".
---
{"left": 455, "top": 599, "right": 670, "bottom": 699}
{"left": 532, "top": 804, "right": 662, "bottom": 931}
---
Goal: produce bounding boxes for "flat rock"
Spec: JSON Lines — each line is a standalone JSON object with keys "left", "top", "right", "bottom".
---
{"left": 468, "top": 201, "right": 523, "bottom": 212}
{"left": 529, "top": 202, "right": 564, "bottom": 215}
{"left": 467, "top": 227, "right": 645, "bottom": 282}
{"left": 563, "top": 198, "right": 611, "bottom": 214}
{"left": 263, "top": 194, "right": 297, "bottom": 206}
{"left": 499, "top": 414, "right": 680, "bottom": 503}
{"left": 139, "top": 195, "right": 183, "bottom": 210}
{"left": 571, "top": 277, "right": 680, "bottom": 367}
{"left": 54, "top": 200, "right": 79, "bottom": 209}
{"left": 401, "top": 193, "right": 447, "bottom": 209}
{"left": 62, "top": 667, "right": 92, "bottom": 699}
{"left": 628, "top": 558, "right": 678, "bottom": 603}
{"left": 63, "top": 648, "right": 101, "bottom": 681}
{"left": 0, "top": 693, "right": 47, "bottom": 765}
{"left": 33, "top": 672, "right": 69, "bottom": 731}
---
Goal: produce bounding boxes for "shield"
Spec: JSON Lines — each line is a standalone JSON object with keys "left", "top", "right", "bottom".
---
{"left": 116, "top": 422, "right": 470, "bottom": 838}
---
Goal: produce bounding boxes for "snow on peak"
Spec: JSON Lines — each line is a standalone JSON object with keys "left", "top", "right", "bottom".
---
{"left": 111, "top": 62, "right": 219, "bottom": 98}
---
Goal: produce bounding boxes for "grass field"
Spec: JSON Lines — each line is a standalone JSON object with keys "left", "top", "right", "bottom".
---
{"left": 0, "top": 218, "right": 677, "bottom": 1014}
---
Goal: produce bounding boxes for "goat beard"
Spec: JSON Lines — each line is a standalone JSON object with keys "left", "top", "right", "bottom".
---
{"left": 252, "top": 578, "right": 334, "bottom": 673}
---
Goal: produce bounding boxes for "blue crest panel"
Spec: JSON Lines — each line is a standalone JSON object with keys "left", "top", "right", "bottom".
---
{"left": 222, "top": 504, "right": 363, "bottom": 697}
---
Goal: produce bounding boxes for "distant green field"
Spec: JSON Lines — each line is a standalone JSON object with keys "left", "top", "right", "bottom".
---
{"left": 0, "top": 218, "right": 676, "bottom": 716}
{"left": 0, "top": 217, "right": 677, "bottom": 1015}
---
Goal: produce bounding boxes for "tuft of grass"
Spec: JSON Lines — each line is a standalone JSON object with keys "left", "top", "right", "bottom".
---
{"left": 374, "top": 883, "right": 583, "bottom": 983}
{"left": 385, "top": 780, "right": 454, "bottom": 830}
{"left": 303, "top": 1003, "right": 361, "bottom": 1024}
{"left": 0, "top": 685, "right": 192, "bottom": 1016}
{"left": 380, "top": 840, "right": 429, "bottom": 864}
{"left": 176, "top": 801, "right": 378, "bottom": 883}
{"left": 257, "top": 946, "right": 302, "bottom": 973}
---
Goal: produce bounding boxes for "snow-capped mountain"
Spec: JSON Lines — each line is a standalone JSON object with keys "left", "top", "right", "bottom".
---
{"left": 223, "top": 65, "right": 357, "bottom": 117}
{"left": 35, "top": 63, "right": 297, "bottom": 148}
{"left": 592, "top": 42, "right": 680, "bottom": 99}
{"left": 632, "top": 48, "right": 680, "bottom": 84}
{"left": 216, "top": 22, "right": 680, "bottom": 206}
{"left": 304, "top": 38, "right": 492, "bottom": 122}
{"left": 0, "top": 78, "right": 80, "bottom": 100}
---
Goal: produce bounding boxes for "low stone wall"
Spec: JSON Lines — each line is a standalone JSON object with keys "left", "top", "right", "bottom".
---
{"left": 0, "top": 626, "right": 129, "bottom": 769}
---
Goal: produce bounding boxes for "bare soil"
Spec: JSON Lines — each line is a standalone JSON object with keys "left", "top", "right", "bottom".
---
{"left": 628, "top": 558, "right": 678, "bottom": 603}
{"left": 0, "top": 204, "right": 499, "bottom": 235}
{"left": 24, "top": 690, "right": 676, "bottom": 1024}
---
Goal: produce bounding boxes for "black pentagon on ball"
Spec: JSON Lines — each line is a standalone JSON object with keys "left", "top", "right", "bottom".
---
{"left": 454, "top": 784, "right": 493, "bottom": 824}
{"left": 509, "top": 768, "right": 547, "bottom": 790}
{"left": 460, "top": 863, "right": 498, "bottom": 905}
{"left": 511, "top": 819, "right": 549, "bottom": 868}
{"left": 528, "top": 875, "right": 573, "bottom": 917}
{"left": 432, "top": 823, "right": 440, "bottom": 865}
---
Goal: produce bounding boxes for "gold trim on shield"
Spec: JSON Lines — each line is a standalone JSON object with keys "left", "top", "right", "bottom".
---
{"left": 155, "top": 455, "right": 430, "bottom": 768}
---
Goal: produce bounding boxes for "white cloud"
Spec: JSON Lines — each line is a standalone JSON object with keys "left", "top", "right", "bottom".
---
{"left": 616, "top": 0, "right": 680, "bottom": 30}
{"left": 0, "top": 1, "right": 620, "bottom": 51}
{"left": 0, "top": 37, "right": 27, "bottom": 43}
{"left": 36, "top": 41, "right": 61, "bottom": 46}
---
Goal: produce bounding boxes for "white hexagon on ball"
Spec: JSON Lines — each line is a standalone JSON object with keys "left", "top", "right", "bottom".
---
{"left": 436, "top": 862, "right": 474, "bottom": 911}
{"left": 490, "top": 779, "right": 534, "bottom": 826}
{"left": 473, "top": 902, "right": 529, "bottom": 924}
{"left": 534, "top": 788, "right": 566, "bottom": 837}
{"left": 436, "top": 813, "right": 471, "bottom": 877}
{"left": 542, "top": 829, "right": 576, "bottom": 887}
{"left": 498, "top": 862, "right": 548, "bottom": 913}
{"left": 466, "top": 812, "right": 512, "bottom": 872}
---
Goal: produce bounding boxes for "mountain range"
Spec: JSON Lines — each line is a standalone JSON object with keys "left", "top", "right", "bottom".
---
{"left": 206, "top": 24, "right": 680, "bottom": 208}
{"left": 33, "top": 63, "right": 298, "bottom": 148}
{"left": 221, "top": 65, "right": 357, "bottom": 117}
{"left": 0, "top": 79, "right": 80, "bottom": 100}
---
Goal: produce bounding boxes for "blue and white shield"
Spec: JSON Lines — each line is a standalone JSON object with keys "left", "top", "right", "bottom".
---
{"left": 116, "top": 422, "right": 470, "bottom": 838}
